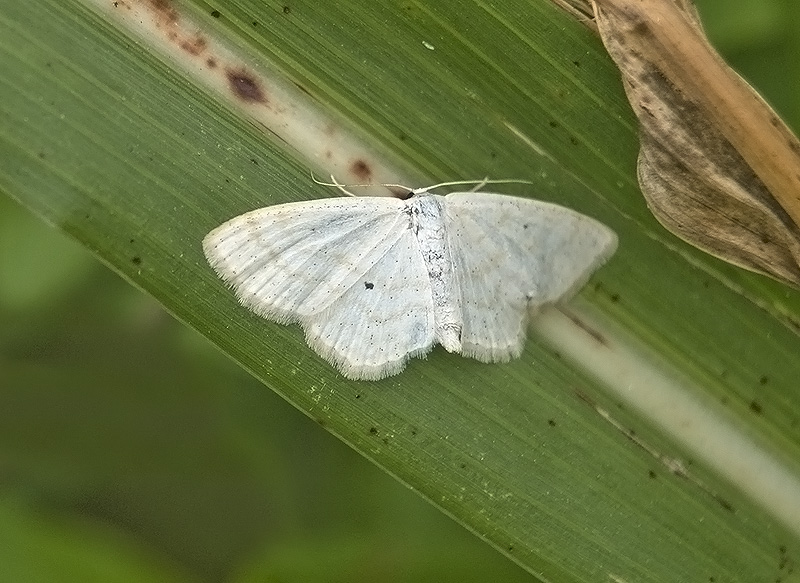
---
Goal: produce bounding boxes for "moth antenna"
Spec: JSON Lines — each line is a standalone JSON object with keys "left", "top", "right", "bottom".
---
{"left": 311, "top": 172, "right": 533, "bottom": 197}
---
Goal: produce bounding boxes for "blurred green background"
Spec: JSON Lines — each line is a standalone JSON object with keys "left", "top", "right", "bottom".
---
{"left": 1, "top": 0, "right": 798, "bottom": 581}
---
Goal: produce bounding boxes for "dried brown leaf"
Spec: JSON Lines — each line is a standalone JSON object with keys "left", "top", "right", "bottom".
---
{"left": 592, "top": 0, "right": 800, "bottom": 287}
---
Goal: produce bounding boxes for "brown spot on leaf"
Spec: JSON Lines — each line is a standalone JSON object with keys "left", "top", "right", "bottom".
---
{"left": 350, "top": 159, "right": 372, "bottom": 182}
{"left": 210, "top": 9, "right": 220, "bottom": 18}
{"left": 749, "top": 400, "right": 763, "bottom": 414}
{"left": 226, "top": 68, "right": 267, "bottom": 103}
{"left": 630, "top": 18, "right": 650, "bottom": 38}
{"left": 283, "top": 5, "right": 291, "bottom": 14}
{"left": 149, "top": 0, "right": 178, "bottom": 25}
{"left": 206, "top": 57, "right": 217, "bottom": 69}
{"left": 180, "top": 35, "right": 206, "bottom": 56}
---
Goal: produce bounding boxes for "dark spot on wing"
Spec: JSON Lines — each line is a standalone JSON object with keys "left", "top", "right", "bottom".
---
{"left": 364, "top": 281, "right": 374, "bottom": 290}
{"left": 350, "top": 159, "right": 372, "bottom": 182}
{"left": 226, "top": 68, "right": 267, "bottom": 103}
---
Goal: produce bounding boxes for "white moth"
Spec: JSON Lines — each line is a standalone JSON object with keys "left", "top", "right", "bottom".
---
{"left": 203, "top": 181, "right": 617, "bottom": 380}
